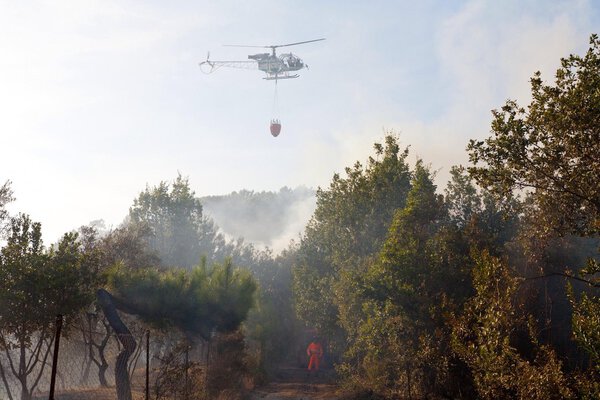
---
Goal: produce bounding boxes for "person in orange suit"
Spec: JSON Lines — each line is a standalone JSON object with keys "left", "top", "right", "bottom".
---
{"left": 306, "top": 337, "right": 324, "bottom": 371}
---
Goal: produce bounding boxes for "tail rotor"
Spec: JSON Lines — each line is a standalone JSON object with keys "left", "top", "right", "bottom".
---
{"left": 199, "top": 52, "right": 215, "bottom": 73}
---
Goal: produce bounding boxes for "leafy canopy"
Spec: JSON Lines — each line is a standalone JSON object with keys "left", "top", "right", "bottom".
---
{"left": 468, "top": 34, "right": 600, "bottom": 237}
{"left": 106, "top": 259, "right": 256, "bottom": 339}
{"left": 129, "top": 174, "right": 227, "bottom": 268}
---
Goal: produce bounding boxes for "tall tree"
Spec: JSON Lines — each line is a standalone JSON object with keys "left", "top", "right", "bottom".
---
{"left": 72, "top": 223, "right": 158, "bottom": 389}
{"left": 97, "top": 259, "right": 256, "bottom": 400}
{"left": 467, "top": 34, "right": 600, "bottom": 238}
{"left": 129, "top": 174, "right": 228, "bottom": 268}
{"left": 467, "top": 34, "right": 600, "bottom": 397}
{"left": 244, "top": 246, "right": 302, "bottom": 372}
{"left": 452, "top": 251, "right": 572, "bottom": 400}
{"left": 445, "top": 166, "right": 482, "bottom": 229}
{"left": 100, "top": 223, "right": 160, "bottom": 269}
{"left": 347, "top": 162, "right": 470, "bottom": 398}
{"left": 293, "top": 135, "right": 412, "bottom": 354}
{"left": 0, "top": 215, "right": 99, "bottom": 400}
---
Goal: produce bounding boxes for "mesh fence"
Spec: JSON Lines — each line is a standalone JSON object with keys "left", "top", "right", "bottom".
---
{"left": 0, "top": 316, "right": 212, "bottom": 400}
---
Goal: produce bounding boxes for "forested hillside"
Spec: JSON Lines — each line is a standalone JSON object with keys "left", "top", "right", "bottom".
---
{"left": 200, "top": 187, "right": 315, "bottom": 250}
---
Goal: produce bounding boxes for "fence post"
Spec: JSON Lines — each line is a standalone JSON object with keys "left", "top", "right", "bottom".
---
{"left": 145, "top": 330, "right": 150, "bottom": 400}
{"left": 185, "top": 345, "right": 189, "bottom": 400}
{"left": 204, "top": 339, "right": 210, "bottom": 400}
{"left": 48, "top": 314, "right": 63, "bottom": 400}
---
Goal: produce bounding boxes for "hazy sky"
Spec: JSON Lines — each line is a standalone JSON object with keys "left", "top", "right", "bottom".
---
{"left": 1, "top": 0, "right": 598, "bottom": 244}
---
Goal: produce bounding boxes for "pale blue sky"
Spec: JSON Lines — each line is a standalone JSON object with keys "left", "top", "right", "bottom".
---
{"left": 1, "top": 0, "right": 598, "bottom": 244}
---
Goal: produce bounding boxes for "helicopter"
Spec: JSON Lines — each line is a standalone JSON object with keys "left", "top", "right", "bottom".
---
{"left": 199, "top": 38, "right": 325, "bottom": 81}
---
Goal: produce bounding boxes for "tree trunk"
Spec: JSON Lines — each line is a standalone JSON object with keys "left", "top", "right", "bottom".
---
{"left": 18, "top": 339, "right": 30, "bottom": 400}
{"left": 406, "top": 363, "right": 412, "bottom": 400}
{"left": 81, "top": 329, "right": 93, "bottom": 385}
{"left": 98, "top": 359, "right": 109, "bottom": 387}
{"left": 96, "top": 318, "right": 112, "bottom": 387}
{"left": 0, "top": 356, "right": 15, "bottom": 400}
{"left": 19, "top": 378, "right": 29, "bottom": 400}
{"left": 97, "top": 289, "right": 137, "bottom": 400}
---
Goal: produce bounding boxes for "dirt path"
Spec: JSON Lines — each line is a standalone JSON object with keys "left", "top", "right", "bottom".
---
{"left": 250, "top": 366, "right": 340, "bottom": 400}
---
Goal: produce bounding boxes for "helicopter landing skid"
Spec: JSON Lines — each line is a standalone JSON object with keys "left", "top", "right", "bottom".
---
{"left": 264, "top": 74, "right": 299, "bottom": 80}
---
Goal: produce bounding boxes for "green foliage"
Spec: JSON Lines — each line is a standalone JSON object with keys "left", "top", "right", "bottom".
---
{"left": 0, "top": 215, "right": 100, "bottom": 336}
{"left": 106, "top": 258, "right": 256, "bottom": 338}
{"left": 363, "top": 161, "right": 444, "bottom": 313}
{"left": 99, "top": 223, "right": 160, "bottom": 269}
{"left": 0, "top": 215, "right": 49, "bottom": 338}
{"left": 445, "top": 166, "right": 481, "bottom": 228}
{"left": 344, "top": 162, "right": 471, "bottom": 398}
{"left": 452, "top": 251, "right": 573, "bottom": 400}
{"left": 209, "top": 258, "right": 258, "bottom": 332}
{"left": 568, "top": 285, "right": 600, "bottom": 372}
{"left": 0, "top": 214, "right": 101, "bottom": 400}
{"left": 468, "top": 35, "right": 600, "bottom": 393}
{"left": 46, "top": 232, "right": 103, "bottom": 319}
{"left": 243, "top": 247, "right": 302, "bottom": 371}
{"left": 340, "top": 301, "right": 418, "bottom": 396}
{"left": 309, "top": 135, "right": 412, "bottom": 264}
{"left": 129, "top": 174, "right": 229, "bottom": 268}
{"left": 293, "top": 134, "right": 412, "bottom": 353}
{"left": 446, "top": 166, "right": 521, "bottom": 256}
{"left": 467, "top": 34, "right": 600, "bottom": 237}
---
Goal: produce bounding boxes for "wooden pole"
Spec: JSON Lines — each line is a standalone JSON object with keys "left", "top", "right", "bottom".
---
{"left": 185, "top": 345, "right": 189, "bottom": 400}
{"left": 48, "top": 314, "right": 63, "bottom": 400}
{"left": 145, "top": 330, "right": 150, "bottom": 400}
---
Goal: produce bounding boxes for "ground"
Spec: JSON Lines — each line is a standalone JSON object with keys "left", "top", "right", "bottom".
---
{"left": 250, "top": 366, "right": 339, "bottom": 400}
{"left": 31, "top": 366, "right": 339, "bottom": 399}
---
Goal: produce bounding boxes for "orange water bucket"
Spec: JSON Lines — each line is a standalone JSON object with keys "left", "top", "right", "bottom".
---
{"left": 270, "top": 120, "right": 281, "bottom": 137}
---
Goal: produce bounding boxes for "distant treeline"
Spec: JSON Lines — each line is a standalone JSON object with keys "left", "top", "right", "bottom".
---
{"left": 201, "top": 187, "right": 315, "bottom": 249}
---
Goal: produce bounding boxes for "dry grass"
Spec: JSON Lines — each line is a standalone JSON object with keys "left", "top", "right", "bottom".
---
{"left": 33, "top": 387, "right": 146, "bottom": 400}
{"left": 250, "top": 382, "right": 339, "bottom": 400}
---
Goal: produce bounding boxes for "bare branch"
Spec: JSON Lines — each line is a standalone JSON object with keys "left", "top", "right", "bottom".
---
{"left": 523, "top": 272, "right": 600, "bottom": 288}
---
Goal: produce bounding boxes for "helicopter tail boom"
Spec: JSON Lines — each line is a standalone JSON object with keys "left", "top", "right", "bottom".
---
{"left": 199, "top": 59, "right": 258, "bottom": 74}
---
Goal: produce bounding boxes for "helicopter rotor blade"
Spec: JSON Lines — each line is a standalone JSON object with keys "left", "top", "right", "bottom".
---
{"left": 223, "top": 38, "right": 325, "bottom": 49}
{"left": 272, "top": 38, "right": 325, "bottom": 48}
{"left": 223, "top": 44, "right": 271, "bottom": 48}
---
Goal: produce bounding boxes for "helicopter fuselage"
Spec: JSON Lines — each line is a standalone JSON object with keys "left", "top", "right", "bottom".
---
{"left": 199, "top": 38, "right": 324, "bottom": 81}
{"left": 249, "top": 53, "right": 304, "bottom": 77}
